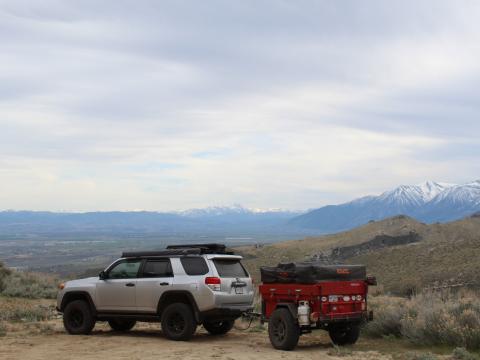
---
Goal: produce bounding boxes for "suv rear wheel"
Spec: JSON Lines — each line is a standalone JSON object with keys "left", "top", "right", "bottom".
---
{"left": 63, "top": 300, "right": 95, "bottom": 335}
{"left": 268, "top": 308, "right": 300, "bottom": 351}
{"left": 108, "top": 318, "right": 136, "bottom": 332}
{"left": 328, "top": 324, "right": 360, "bottom": 345}
{"left": 203, "top": 319, "right": 235, "bottom": 335}
{"left": 161, "top": 303, "right": 197, "bottom": 341}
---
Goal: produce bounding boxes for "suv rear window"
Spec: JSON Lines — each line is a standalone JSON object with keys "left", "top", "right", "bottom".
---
{"left": 180, "top": 257, "right": 209, "bottom": 275}
{"left": 213, "top": 259, "right": 248, "bottom": 278}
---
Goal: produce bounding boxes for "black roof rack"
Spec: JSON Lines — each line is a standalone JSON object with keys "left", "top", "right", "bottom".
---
{"left": 166, "top": 243, "right": 231, "bottom": 254}
{"left": 122, "top": 243, "right": 234, "bottom": 258}
{"left": 122, "top": 248, "right": 202, "bottom": 258}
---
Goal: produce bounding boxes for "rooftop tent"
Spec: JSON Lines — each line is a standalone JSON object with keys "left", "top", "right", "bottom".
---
{"left": 260, "top": 262, "right": 366, "bottom": 284}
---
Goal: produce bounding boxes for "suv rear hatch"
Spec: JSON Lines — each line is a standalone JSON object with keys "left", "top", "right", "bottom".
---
{"left": 208, "top": 255, "right": 253, "bottom": 307}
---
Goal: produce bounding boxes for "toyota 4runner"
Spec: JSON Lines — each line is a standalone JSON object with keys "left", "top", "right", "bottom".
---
{"left": 57, "top": 244, "right": 254, "bottom": 340}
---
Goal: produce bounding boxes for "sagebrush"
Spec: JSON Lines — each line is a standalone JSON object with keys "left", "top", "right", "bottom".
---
{"left": 364, "top": 290, "right": 480, "bottom": 350}
{"left": 0, "top": 262, "right": 58, "bottom": 299}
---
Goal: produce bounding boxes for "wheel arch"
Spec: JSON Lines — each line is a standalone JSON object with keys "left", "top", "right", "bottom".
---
{"left": 60, "top": 291, "right": 96, "bottom": 315}
{"left": 157, "top": 290, "right": 200, "bottom": 323}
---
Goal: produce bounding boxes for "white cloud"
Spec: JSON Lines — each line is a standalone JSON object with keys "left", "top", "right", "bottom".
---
{"left": 0, "top": 0, "right": 479, "bottom": 210}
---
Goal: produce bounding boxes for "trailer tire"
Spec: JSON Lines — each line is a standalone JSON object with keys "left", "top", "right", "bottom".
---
{"left": 328, "top": 324, "right": 360, "bottom": 345}
{"left": 268, "top": 308, "right": 300, "bottom": 351}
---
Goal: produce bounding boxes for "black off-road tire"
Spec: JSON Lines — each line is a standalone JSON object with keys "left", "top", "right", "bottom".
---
{"left": 268, "top": 308, "right": 300, "bottom": 351}
{"left": 328, "top": 324, "right": 360, "bottom": 345}
{"left": 161, "top": 303, "right": 197, "bottom": 341}
{"left": 203, "top": 319, "right": 235, "bottom": 335}
{"left": 108, "top": 318, "right": 136, "bottom": 332}
{"left": 63, "top": 300, "right": 95, "bottom": 335}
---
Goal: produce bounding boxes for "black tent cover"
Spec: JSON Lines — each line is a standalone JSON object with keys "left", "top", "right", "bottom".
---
{"left": 260, "top": 262, "right": 366, "bottom": 284}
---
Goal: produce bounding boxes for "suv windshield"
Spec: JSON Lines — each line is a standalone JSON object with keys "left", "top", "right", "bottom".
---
{"left": 213, "top": 259, "right": 248, "bottom": 278}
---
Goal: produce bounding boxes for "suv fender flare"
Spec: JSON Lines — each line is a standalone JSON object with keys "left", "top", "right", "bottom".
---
{"left": 274, "top": 303, "right": 298, "bottom": 321}
{"left": 60, "top": 291, "right": 97, "bottom": 315}
{"left": 157, "top": 291, "right": 201, "bottom": 323}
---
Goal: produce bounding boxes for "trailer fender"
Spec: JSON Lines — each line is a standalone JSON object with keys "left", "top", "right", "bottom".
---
{"left": 274, "top": 303, "right": 298, "bottom": 321}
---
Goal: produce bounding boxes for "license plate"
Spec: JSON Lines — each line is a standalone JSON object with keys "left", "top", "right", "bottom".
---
{"left": 235, "top": 287, "right": 244, "bottom": 294}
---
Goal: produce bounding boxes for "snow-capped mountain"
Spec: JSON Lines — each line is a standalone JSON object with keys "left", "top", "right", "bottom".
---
{"left": 290, "top": 180, "right": 479, "bottom": 232}
{"left": 416, "top": 180, "right": 480, "bottom": 222}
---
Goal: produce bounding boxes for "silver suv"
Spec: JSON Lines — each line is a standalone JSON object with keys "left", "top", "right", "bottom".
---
{"left": 57, "top": 244, "right": 254, "bottom": 340}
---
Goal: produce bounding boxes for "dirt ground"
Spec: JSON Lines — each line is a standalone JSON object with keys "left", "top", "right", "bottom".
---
{"left": 0, "top": 319, "right": 405, "bottom": 360}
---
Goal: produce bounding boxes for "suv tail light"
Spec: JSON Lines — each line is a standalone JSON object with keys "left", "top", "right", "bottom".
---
{"left": 205, "top": 277, "right": 221, "bottom": 291}
{"left": 366, "top": 276, "right": 377, "bottom": 286}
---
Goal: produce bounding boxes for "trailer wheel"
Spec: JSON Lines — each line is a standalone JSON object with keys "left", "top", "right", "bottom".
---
{"left": 268, "top": 308, "right": 300, "bottom": 351}
{"left": 328, "top": 324, "right": 360, "bottom": 345}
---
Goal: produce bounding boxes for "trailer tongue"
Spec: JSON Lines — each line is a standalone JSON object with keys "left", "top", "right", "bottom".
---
{"left": 259, "top": 262, "right": 376, "bottom": 351}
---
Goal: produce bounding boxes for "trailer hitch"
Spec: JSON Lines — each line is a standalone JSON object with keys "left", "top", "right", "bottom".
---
{"left": 234, "top": 310, "right": 263, "bottom": 330}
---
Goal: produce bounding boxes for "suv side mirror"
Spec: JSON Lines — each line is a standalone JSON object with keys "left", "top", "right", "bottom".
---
{"left": 99, "top": 270, "right": 107, "bottom": 280}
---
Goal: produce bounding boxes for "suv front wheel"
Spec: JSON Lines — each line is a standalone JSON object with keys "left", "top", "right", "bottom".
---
{"left": 63, "top": 300, "right": 95, "bottom": 335}
{"left": 161, "top": 303, "right": 197, "bottom": 341}
{"left": 203, "top": 319, "right": 235, "bottom": 335}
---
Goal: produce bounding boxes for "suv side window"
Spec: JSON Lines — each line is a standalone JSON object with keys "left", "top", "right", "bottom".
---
{"left": 141, "top": 259, "right": 173, "bottom": 278}
{"left": 108, "top": 260, "right": 141, "bottom": 279}
{"left": 180, "top": 257, "right": 209, "bottom": 275}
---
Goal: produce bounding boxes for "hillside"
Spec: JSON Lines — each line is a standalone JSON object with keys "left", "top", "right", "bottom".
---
{"left": 240, "top": 214, "right": 480, "bottom": 294}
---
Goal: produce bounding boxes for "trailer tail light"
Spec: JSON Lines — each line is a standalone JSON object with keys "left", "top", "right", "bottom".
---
{"left": 343, "top": 295, "right": 351, "bottom": 302}
{"left": 356, "top": 295, "right": 362, "bottom": 301}
{"left": 321, "top": 296, "right": 327, "bottom": 302}
{"left": 205, "top": 277, "right": 221, "bottom": 291}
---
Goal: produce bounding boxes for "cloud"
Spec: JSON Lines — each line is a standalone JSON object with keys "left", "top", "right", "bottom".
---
{"left": 0, "top": 0, "right": 479, "bottom": 210}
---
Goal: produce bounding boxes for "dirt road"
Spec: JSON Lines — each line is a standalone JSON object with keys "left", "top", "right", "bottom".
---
{"left": 0, "top": 320, "right": 395, "bottom": 360}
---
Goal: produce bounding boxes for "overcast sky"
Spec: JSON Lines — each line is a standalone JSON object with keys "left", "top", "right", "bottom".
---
{"left": 1, "top": 0, "right": 479, "bottom": 211}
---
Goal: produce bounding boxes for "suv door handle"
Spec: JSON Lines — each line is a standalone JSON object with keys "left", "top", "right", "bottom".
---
{"left": 125, "top": 283, "right": 135, "bottom": 287}
{"left": 159, "top": 282, "right": 170, "bottom": 286}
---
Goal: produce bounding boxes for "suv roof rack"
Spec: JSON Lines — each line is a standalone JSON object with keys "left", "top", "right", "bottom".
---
{"left": 166, "top": 243, "right": 232, "bottom": 254}
{"left": 121, "top": 243, "right": 234, "bottom": 258}
{"left": 122, "top": 248, "right": 202, "bottom": 258}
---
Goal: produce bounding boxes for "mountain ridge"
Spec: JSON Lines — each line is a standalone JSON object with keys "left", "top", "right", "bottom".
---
{"left": 290, "top": 180, "right": 480, "bottom": 232}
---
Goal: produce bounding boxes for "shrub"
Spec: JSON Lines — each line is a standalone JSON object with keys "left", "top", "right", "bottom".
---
{"left": 363, "top": 296, "right": 407, "bottom": 337}
{"left": 0, "top": 322, "right": 6, "bottom": 337}
{"left": 0, "top": 298, "right": 56, "bottom": 322}
{"left": 0, "top": 262, "right": 12, "bottom": 292}
{"left": 1, "top": 270, "right": 58, "bottom": 299}
{"left": 364, "top": 290, "right": 480, "bottom": 350}
{"left": 451, "top": 347, "right": 480, "bottom": 360}
{"left": 404, "top": 352, "right": 438, "bottom": 360}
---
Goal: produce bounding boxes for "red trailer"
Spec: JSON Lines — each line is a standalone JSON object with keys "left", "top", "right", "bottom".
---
{"left": 259, "top": 263, "right": 375, "bottom": 350}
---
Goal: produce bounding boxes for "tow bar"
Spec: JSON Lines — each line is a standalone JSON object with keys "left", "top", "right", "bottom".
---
{"left": 234, "top": 310, "right": 262, "bottom": 330}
